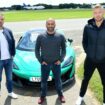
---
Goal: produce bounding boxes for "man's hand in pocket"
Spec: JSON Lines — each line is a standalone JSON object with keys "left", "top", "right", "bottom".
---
{"left": 55, "top": 60, "right": 61, "bottom": 65}
{"left": 42, "top": 61, "right": 48, "bottom": 65}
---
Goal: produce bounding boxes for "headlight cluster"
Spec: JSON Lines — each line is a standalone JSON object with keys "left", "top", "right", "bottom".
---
{"left": 13, "top": 62, "right": 19, "bottom": 70}
{"left": 62, "top": 56, "right": 74, "bottom": 68}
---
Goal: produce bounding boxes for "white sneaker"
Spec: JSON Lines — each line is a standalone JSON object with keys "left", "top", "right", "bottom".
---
{"left": 103, "top": 103, "right": 105, "bottom": 105}
{"left": 76, "top": 96, "right": 83, "bottom": 105}
{"left": 8, "top": 92, "right": 18, "bottom": 99}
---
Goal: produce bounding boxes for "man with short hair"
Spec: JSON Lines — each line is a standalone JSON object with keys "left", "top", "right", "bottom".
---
{"left": 0, "top": 13, "right": 17, "bottom": 99}
{"left": 35, "top": 18, "right": 66, "bottom": 104}
{"left": 76, "top": 4, "right": 105, "bottom": 105}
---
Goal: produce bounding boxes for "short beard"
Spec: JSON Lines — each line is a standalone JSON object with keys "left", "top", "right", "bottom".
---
{"left": 47, "top": 28, "right": 55, "bottom": 33}
{"left": 95, "top": 17, "right": 103, "bottom": 22}
{"left": 0, "top": 26, "right": 3, "bottom": 29}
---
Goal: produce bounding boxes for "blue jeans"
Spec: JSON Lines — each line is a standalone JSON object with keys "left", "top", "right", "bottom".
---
{"left": 0, "top": 59, "right": 13, "bottom": 93}
{"left": 41, "top": 63, "right": 63, "bottom": 97}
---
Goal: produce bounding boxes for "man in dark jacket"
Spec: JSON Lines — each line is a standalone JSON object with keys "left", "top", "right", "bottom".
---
{"left": 76, "top": 4, "right": 105, "bottom": 105}
{"left": 0, "top": 13, "right": 17, "bottom": 98}
{"left": 35, "top": 18, "right": 66, "bottom": 104}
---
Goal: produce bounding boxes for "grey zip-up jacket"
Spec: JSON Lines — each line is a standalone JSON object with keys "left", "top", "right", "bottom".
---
{"left": 35, "top": 31, "right": 66, "bottom": 64}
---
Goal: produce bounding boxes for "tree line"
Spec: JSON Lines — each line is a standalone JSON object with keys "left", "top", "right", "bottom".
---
{"left": 1, "top": 3, "right": 105, "bottom": 10}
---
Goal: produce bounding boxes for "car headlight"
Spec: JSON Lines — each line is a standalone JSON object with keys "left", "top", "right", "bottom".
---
{"left": 13, "top": 62, "right": 19, "bottom": 70}
{"left": 62, "top": 56, "right": 74, "bottom": 68}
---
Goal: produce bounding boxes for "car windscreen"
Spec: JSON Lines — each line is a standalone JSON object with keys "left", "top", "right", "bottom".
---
{"left": 17, "top": 31, "right": 41, "bottom": 51}
{"left": 17, "top": 29, "right": 66, "bottom": 51}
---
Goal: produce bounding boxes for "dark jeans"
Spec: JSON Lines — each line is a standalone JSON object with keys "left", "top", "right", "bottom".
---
{"left": 0, "top": 59, "right": 13, "bottom": 93}
{"left": 80, "top": 57, "right": 105, "bottom": 103}
{"left": 41, "top": 63, "right": 63, "bottom": 97}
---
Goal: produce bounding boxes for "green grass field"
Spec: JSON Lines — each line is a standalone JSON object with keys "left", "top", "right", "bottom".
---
{"left": 3, "top": 9, "right": 92, "bottom": 22}
{"left": 77, "top": 63, "right": 103, "bottom": 104}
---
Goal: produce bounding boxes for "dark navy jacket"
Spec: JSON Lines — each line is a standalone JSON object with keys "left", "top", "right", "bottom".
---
{"left": 0, "top": 27, "right": 15, "bottom": 58}
{"left": 83, "top": 18, "right": 105, "bottom": 62}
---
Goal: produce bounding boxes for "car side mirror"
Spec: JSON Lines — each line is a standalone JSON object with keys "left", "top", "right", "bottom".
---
{"left": 68, "top": 38, "right": 73, "bottom": 44}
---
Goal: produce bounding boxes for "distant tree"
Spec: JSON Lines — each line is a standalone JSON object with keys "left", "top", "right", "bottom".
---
{"left": 59, "top": 3, "right": 91, "bottom": 9}
{"left": 101, "top": 3, "right": 105, "bottom": 5}
{"left": 11, "top": 5, "right": 23, "bottom": 10}
{"left": 80, "top": 3, "right": 91, "bottom": 8}
{"left": 59, "top": 3, "right": 77, "bottom": 9}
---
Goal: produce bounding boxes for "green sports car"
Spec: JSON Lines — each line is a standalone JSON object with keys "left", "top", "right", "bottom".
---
{"left": 13, "top": 28, "right": 76, "bottom": 87}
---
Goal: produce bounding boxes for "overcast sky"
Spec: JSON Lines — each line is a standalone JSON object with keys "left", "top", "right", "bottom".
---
{"left": 0, "top": 0, "right": 105, "bottom": 7}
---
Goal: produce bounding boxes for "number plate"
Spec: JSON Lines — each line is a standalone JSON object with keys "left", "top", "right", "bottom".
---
{"left": 29, "top": 76, "right": 52, "bottom": 82}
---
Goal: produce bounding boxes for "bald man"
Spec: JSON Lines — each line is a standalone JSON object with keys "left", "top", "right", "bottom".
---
{"left": 35, "top": 18, "right": 66, "bottom": 104}
{"left": 76, "top": 4, "right": 105, "bottom": 105}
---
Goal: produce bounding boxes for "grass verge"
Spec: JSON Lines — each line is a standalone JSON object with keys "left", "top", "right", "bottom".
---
{"left": 3, "top": 9, "right": 92, "bottom": 22}
{"left": 77, "top": 63, "right": 103, "bottom": 104}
